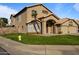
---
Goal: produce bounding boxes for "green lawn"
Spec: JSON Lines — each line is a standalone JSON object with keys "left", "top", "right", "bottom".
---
{"left": 1, "top": 33, "right": 79, "bottom": 45}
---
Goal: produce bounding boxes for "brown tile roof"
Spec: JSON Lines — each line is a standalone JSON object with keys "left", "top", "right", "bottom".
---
{"left": 12, "top": 4, "right": 60, "bottom": 20}
{"left": 38, "top": 14, "right": 55, "bottom": 19}
{"left": 56, "top": 18, "right": 79, "bottom": 26}
{"left": 75, "top": 20, "right": 79, "bottom": 24}
{"left": 56, "top": 18, "right": 69, "bottom": 24}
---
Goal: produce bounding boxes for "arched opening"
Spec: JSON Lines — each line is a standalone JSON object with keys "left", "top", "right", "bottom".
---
{"left": 46, "top": 20, "right": 56, "bottom": 34}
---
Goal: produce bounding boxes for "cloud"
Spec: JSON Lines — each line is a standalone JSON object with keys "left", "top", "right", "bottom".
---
{"left": 0, "top": 4, "right": 17, "bottom": 24}
{"left": 73, "top": 3, "right": 79, "bottom": 12}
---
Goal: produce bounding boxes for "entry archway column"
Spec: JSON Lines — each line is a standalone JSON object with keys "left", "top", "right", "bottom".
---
{"left": 42, "top": 21, "right": 46, "bottom": 34}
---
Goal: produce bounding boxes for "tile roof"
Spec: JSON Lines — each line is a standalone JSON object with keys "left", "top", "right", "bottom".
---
{"left": 56, "top": 18, "right": 69, "bottom": 24}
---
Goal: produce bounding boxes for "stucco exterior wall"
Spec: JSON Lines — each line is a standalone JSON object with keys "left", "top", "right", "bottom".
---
{"left": 26, "top": 5, "right": 52, "bottom": 23}
{"left": 0, "top": 27, "right": 17, "bottom": 34}
{"left": 11, "top": 16, "right": 16, "bottom": 26}
{"left": 43, "top": 15, "right": 58, "bottom": 22}
{"left": 69, "top": 26, "right": 78, "bottom": 33}
{"left": 14, "top": 9, "right": 27, "bottom": 33}
{"left": 61, "top": 20, "right": 78, "bottom": 34}
{"left": 61, "top": 26, "right": 78, "bottom": 34}
{"left": 27, "top": 22, "right": 41, "bottom": 33}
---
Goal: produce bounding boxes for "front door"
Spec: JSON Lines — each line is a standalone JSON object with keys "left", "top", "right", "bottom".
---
{"left": 46, "top": 20, "right": 55, "bottom": 34}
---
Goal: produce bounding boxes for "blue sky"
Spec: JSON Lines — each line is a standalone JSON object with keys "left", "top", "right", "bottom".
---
{"left": 0, "top": 3, "right": 79, "bottom": 20}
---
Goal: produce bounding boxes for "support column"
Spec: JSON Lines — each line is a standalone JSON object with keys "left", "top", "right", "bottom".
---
{"left": 53, "top": 25, "right": 55, "bottom": 34}
{"left": 42, "top": 21, "right": 46, "bottom": 34}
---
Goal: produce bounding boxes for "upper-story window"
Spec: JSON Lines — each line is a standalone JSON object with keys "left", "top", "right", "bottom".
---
{"left": 37, "top": 10, "right": 42, "bottom": 13}
{"left": 22, "top": 25, "right": 23, "bottom": 29}
{"left": 69, "top": 20, "right": 73, "bottom": 26}
{"left": 16, "top": 15, "right": 21, "bottom": 21}
{"left": 42, "top": 10, "right": 48, "bottom": 14}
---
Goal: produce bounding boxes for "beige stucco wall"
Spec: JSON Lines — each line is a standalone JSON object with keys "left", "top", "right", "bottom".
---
{"left": 0, "top": 27, "right": 17, "bottom": 34}
{"left": 61, "top": 20, "right": 78, "bottom": 34}
{"left": 54, "top": 26, "right": 58, "bottom": 34}
{"left": 13, "top": 9, "right": 28, "bottom": 33}
{"left": 61, "top": 26, "right": 78, "bottom": 34}
{"left": 11, "top": 16, "right": 16, "bottom": 26}
{"left": 43, "top": 15, "right": 58, "bottom": 22}
{"left": 69, "top": 26, "right": 78, "bottom": 33}
{"left": 27, "top": 22, "right": 41, "bottom": 33}
{"left": 26, "top": 5, "right": 52, "bottom": 23}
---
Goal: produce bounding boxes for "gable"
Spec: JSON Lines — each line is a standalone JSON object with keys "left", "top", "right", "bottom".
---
{"left": 62, "top": 20, "right": 78, "bottom": 26}
{"left": 75, "top": 20, "right": 79, "bottom": 25}
{"left": 38, "top": 14, "right": 59, "bottom": 22}
{"left": 26, "top": 4, "right": 59, "bottom": 22}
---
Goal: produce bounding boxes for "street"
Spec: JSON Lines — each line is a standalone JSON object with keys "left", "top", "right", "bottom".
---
{"left": 0, "top": 47, "right": 9, "bottom": 55}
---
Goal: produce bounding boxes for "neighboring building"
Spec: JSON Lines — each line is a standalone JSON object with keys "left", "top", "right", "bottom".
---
{"left": 0, "top": 18, "right": 8, "bottom": 27}
{"left": 10, "top": 4, "right": 79, "bottom": 34}
{"left": 56, "top": 18, "right": 79, "bottom": 34}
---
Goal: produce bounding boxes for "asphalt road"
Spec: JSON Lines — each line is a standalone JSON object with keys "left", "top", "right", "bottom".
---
{"left": 0, "top": 47, "right": 9, "bottom": 55}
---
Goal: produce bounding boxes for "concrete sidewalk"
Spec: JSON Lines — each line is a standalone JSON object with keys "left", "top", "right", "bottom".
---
{"left": 0, "top": 36, "right": 79, "bottom": 55}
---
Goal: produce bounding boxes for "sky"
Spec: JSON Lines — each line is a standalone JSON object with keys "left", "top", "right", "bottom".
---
{"left": 0, "top": 3, "right": 79, "bottom": 23}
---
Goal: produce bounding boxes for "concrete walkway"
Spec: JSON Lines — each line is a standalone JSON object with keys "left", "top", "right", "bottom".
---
{"left": 0, "top": 36, "right": 79, "bottom": 55}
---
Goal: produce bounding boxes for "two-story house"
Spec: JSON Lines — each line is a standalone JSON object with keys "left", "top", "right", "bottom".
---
{"left": 10, "top": 4, "right": 79, "bottom": 34}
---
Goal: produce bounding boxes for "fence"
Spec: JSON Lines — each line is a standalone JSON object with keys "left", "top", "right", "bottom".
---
{"left": 0, "top": 27, "right": 17, "bottom": 34}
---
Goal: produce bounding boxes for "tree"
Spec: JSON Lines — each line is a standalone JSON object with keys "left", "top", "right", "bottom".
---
{"left": 0, "top": 18, "right": 8, "bottom": 24}
{"left": 0, "top": 18, "right": 8, "bottom": 27}
{"left": 31, "top": 10, "right": 40, "bottom": 34}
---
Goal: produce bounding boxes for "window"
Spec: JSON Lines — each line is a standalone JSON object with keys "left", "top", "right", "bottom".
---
{"left": 22, "top": 26, "right": 23, "bottom": 29}
{"left": 12, "top": 25, "right": 15, "bottom": 27}
{"left": 57, "top": 24, "right": 62, "bottom": 34}
{"left": 42, "top": 10, "right": 48, "bottom": 14}
{"left": 16, "top": 15, "right": 21, "bottom": 21}
{"left": 37, "top": 10, "right": 42, "bottom": 13}
{"left": 78, "top": 27, "right": 79, "bottom": 33}
{"left": 78, "top": 30, "right": 79, "bottom": 33}
{"left": 69, "top": 20, "right": 73, "bottom": 26}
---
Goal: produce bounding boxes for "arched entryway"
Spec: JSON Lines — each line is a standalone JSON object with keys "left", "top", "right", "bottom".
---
{"left": 46, "top": 20, "right": 56, "bottom": 34}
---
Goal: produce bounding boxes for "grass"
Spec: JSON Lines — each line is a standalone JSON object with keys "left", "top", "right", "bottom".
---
{"left": 1, "top": 33, "right": 79, "bottom": 45}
